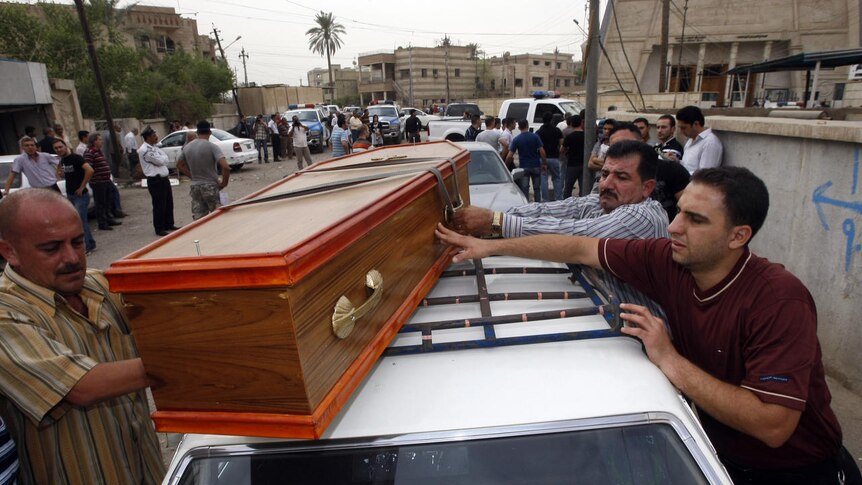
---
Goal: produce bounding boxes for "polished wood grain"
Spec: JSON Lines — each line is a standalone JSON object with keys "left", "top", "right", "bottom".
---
{"left": 108, "top": 143, "right": 471, "bottom": 438}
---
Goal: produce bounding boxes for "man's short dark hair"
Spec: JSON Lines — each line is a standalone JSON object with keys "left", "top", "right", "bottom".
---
{"left": 78, "top": 130, "right": 89, "bottom": 142}
{"left": 485, "top": 116, "right": 495, "bottom": 127}
{"left": 610, "top": 122, "right": 640, "bottom": 139}
{"left": 517, "top": 119, "right": 529, "bottom": 130}
{"left": 141, "top": 127, "right": 156, "bottom": 139}
{"left": 633, "top": 117, "right": 649, "bottom": 126}
{"left": 471, "top": 114, "right": 481, "bottom": 124}
{"left": 603, "top": 118, "right": 617, "bottom": 128}
{"left": 690, "top": 167, "right": 770, "bottom": 240}
{"left": 542, "top": 112, "right": 553, "bottom": 124}
{"left": 605, "top": 140, "right": 658, "bottom": 182}
{"left": 658, "top": 114, "right": 676, "bottom": 127}
{"left": 569, "top": 115, "right": 582, "bottom": 127}
{"left": 676, "top": 105, "right": 705, "bottom": 126}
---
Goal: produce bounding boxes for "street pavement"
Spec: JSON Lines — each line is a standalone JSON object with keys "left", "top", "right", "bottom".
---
{"left": 87, "top": 148, "right": 860, "bottom": 469}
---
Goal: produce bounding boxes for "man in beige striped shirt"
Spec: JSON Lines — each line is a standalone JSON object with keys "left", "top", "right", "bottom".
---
{"left": 0, "top": 189, "right": 165, "bottom": 484}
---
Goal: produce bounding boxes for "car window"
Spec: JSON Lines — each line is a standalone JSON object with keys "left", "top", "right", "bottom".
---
{"left": 368, "top": 106, "right": 398, "bottom": 118}
{"left": 559, "top": 101, "right": 585, "bottom": 116}
{"left": 0, "top": 162, "right": 22, "bottom": 189}
{"left": 160, "top": 132, "right": 186, "bottom": 148}
{"left": 286, "top": 111, "right": 318, "bottom": 123}
{"left": 210, "top": 129, "right": 236, "bottom": 141}
{"left": 533, "top": 103, "right": 562, "bottom": 124}
{"left": 174, "top": 424, "right": 707, "bottom": 485}
{"left": 467, "top": 151, "right": 510, "bottom": 184}
{"left": 504, "top": 103, "right": 529, "bottom": 123}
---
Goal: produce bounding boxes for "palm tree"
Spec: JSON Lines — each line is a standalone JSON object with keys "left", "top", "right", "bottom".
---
{"left": 306, "top": 11, "right": 346, "bottom": 89}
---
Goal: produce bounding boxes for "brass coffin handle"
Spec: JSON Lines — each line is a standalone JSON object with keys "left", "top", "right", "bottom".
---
{"left": 331, "top": 269, "right": 384, "bottom": 339}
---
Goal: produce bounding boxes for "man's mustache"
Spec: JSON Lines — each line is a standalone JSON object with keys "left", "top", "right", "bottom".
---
{"left": 57, "top": 263, "right": 84, "bottom": 275}
{"left": 600, "top": 189, "right": 618, "bottom": 199}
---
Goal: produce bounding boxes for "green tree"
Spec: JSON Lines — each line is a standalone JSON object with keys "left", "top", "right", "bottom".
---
{"left": 306, "top": 11, "right": 346, "bottom": 88}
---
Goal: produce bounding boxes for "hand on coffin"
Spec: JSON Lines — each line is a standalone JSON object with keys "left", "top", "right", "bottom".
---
{"left": 450, "top": 206, "right": 493, "bottom": 236}
{"left": 436, "top": 223, "right": 495, "bottom": 263}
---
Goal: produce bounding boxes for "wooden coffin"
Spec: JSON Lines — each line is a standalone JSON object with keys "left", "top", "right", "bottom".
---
{"left": 105, "top": 142, "right": 470, "bottom": 439}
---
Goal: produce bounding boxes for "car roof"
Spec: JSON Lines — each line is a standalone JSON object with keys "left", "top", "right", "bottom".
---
{"left": 168, "top": 256, "right": 710, "bottom": 447}
{"left": 456, "top": 141, "right": 497, "bottom": 152}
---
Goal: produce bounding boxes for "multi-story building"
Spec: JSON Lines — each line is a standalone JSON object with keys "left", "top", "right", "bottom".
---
{"left": 121, "top": 6, "right": 216, "bottom": 61}
{"left": 357, "top": 45, "right": 479, "bottom": 107}
{"left": 486, "top": 51, "right": 580, "bottom": 98}
{"left": 597, "top": 0, "right": 861, "bottom": 107}
{"left": 307, "top": 65, "right": 359, "bottom": 103}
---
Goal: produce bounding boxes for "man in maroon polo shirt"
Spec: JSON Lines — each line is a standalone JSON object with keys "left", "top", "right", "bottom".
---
{"left": 435, "top": 167, "right": 860, "bottom": 485}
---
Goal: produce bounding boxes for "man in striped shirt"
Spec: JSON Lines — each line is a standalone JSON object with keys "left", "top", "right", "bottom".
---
{"left": 452, "top": 140, "right": 668, "bottom": 315}
{"left": 0, "top": 189, "right": 165, "bottom": 484}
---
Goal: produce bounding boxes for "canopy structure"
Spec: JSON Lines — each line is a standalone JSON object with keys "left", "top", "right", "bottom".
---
{"left": 727, "top": 48, "right": 862, "bottom": 107}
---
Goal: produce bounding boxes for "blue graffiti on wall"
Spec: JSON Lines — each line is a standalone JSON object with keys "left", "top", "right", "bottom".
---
{"left": 812, "top": 147, "right": 862, "bottom": 272}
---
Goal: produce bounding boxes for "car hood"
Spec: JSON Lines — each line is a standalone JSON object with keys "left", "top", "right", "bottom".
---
{"left": 469, "top": 183, "right": 528, "bottom": 212}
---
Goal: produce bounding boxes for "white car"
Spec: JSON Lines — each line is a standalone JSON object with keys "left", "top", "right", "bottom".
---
{"left": 161, "top": 255, "right": 732, "bottom": 484}
{"left": 457, "top": 141, "right": 528, "bottom": 212}
{"left": 157, "top": 128, "right": 257, "bottom": 171}
{"left": 398, "top": 107, "right": 434, "bottom": 130}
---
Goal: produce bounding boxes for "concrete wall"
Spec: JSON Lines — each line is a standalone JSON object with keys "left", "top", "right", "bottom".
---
{"left": 613, "top": 111, "right": 862, "bottom": 392}
{"left": 237, "top": 85, "right": 325, "bottom": 116}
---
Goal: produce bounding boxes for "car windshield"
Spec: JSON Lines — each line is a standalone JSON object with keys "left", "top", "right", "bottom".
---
{"left": 467, "top": 151, "right": 511, "bottom": 185}
{"left": 0, "top": 161, "right": 22, "bottom": 189}
{"left": 368, "top": 106, "right": 398, "bottom": 118}
{"left": 175, "top": 423, "right": 707, "bottom": 485}
{"left": 446, "top": 105, "right": 480, "bottom": 117}
{"left": 286, "top": 111, "right": 318, "bottom": 123}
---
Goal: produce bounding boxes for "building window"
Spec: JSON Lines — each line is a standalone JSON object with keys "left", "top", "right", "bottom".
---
{"left": 556, "top": 62, "right": 562, "bottom": 69}
{"left": 533, "top": 61, "right": 540, "bottom": 66}
{"left": 491, "top": 79, "right": 496, "bottom": 91}
{"left": 835, "top": 83, "right": 846, "bottom": 101}
{"left": 156, "top": 35, "right": 175, "bottom": 53}
{"left": 138, "top": 35, "right": 150, "bottom": 49}
{"left": 400, "top": 69, "right": 410, "bottom": 79}
{"left": 555, "top": 79, "right": 560, "bottom": 87}
{"left": 421, "top": 68, "right": 427, "bottom": 78}
{"left": 433, "top": 68, "right": 439, "bottom": 78}
{"left": 454, "top": 68, "right": 460, "bottom": 77}
{"left": 532, "top": 77, "right": 544, "bottom": 87}
{"left": 545, "top": 61, "right": 551, "bottom": 66}
{"left": 515, "top": 78, "right": 523, "bottom": 88}
{"left": 564, "top": 79, "right": 571, "bottom": 87}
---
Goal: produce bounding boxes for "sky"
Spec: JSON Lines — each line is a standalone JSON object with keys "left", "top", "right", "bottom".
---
{"left": 47, "top": 0, "right": 600, "bottom": 86}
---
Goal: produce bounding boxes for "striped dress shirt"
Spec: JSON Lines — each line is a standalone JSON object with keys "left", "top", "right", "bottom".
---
{"left": 0, "top": 267, "right": 165, "bottom": 485}
{"left": 503, "top": 195, "right": 670, "bottom": 318}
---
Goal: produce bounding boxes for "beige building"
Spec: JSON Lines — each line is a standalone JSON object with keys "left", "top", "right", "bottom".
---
{"left": 307, "top": 65, "right": 359, "bottom": 103}
{"left": 121, "top": 6, "right": 216, "bottom": 61}
{"left": 357, "top": 45, "right": 479, "bottom": 107}
{"left": 486, "top": 52, "right": 580, "bottom": 98}
{"left": 598, "top": 0, "right": 861, "bottom": 107}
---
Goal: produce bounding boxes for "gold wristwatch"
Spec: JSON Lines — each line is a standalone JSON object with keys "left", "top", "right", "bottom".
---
{"left": 491, "top": 211, "right": 503, "bottom": 238}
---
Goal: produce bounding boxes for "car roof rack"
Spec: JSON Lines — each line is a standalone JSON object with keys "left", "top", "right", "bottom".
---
{"left": 385, "top": 258, "right": 623, "bottom": 356}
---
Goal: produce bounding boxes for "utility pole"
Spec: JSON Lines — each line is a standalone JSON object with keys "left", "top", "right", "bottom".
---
{"left": 213, "top": 25, "right": 243, "bottom": 118}
{"left": 659, "top": 0, "right": 670, "bottom": 93}
{"left": 552, "top": 47, "right": 559, "bottom": 91}
{"left": 72, "top": 0, "right": 123, "bottom": 179}
{"left": 673, "top": 0, "right": 689, "bottom": 106}
{"left": 239, "top": 47, "right": 249, "bottom": 87}
{"left": 582, "top": 0, "right": 600, "bottom": 197}
{"left": 444, "top": 35, "right": 451, "bottom": 104}
{"left": 409, "top": 44, "right": 414, "bottom": 107}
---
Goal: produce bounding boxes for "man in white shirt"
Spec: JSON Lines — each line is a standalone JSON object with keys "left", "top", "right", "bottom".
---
{"left": 267, "top": 114, "right": 282, "bottom": 162}
{"left": 675, "top": 105, "right": 723, "bottom": 174}
{"left": 138, "top": 127, "right": 177, "bottom": 236}
{"left": 288, "top": 115, "right": 313, "bottom": 170}
{"left": 123, "top": 127, "right": 139, "bottom": 176}
{"left": 498, "top": 118, "right": 516, "bottom": 169}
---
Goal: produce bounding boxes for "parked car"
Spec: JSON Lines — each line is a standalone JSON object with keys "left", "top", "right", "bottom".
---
{"left": 157, "top": 128, "right": 256, "bottom": 171}
{"left": 457, "top": 141, "right": 528, "bottom": 212}
{"left": 366, "top": 104, "right": 401, "bottom": 145}
{"left": 161, "top": 255, "right": 732, "bottom": 484}
{"left": 398, "top": 107, "right": 434, "bottom": 131}
{"left": 282, "top": 106, "right": 330, "bottom": 153}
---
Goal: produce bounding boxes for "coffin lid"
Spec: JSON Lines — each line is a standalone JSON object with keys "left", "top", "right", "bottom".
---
{"left": 106, "top": 142, "right": 468, "bottom": 293}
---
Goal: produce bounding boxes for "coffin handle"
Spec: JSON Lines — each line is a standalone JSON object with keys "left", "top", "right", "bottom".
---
{"left": 331, "top": 269, "right": 384, "bottom": 339}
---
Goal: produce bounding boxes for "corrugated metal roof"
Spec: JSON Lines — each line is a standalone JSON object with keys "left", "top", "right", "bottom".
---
{"left": 727, "top": 48, "right": 862, "bottom": 74}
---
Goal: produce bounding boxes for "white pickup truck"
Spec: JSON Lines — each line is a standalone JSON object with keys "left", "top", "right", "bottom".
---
{"left": 161, "top": 255, "right": 731, "bottom": 485}
{"left": 426, "top": 103, "right": 484, "bottom": 142}
{"left": 498, "top": 93, "right": 585, "bottom": 133}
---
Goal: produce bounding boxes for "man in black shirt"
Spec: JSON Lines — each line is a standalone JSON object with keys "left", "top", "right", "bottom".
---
{"left": 536, "top": 112, "right": 564, "bottom": 201}
{"left": 654, "top": 114, "right": 684, "bottom": 161}
{"left": 561, "top": 115, "right": 585, "bottom": 198}
{"left": 404, "top": 109, "right": 422, "bottom": 143}
{"left": 53, "top": 139, "right": 96, "bottom": 253}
